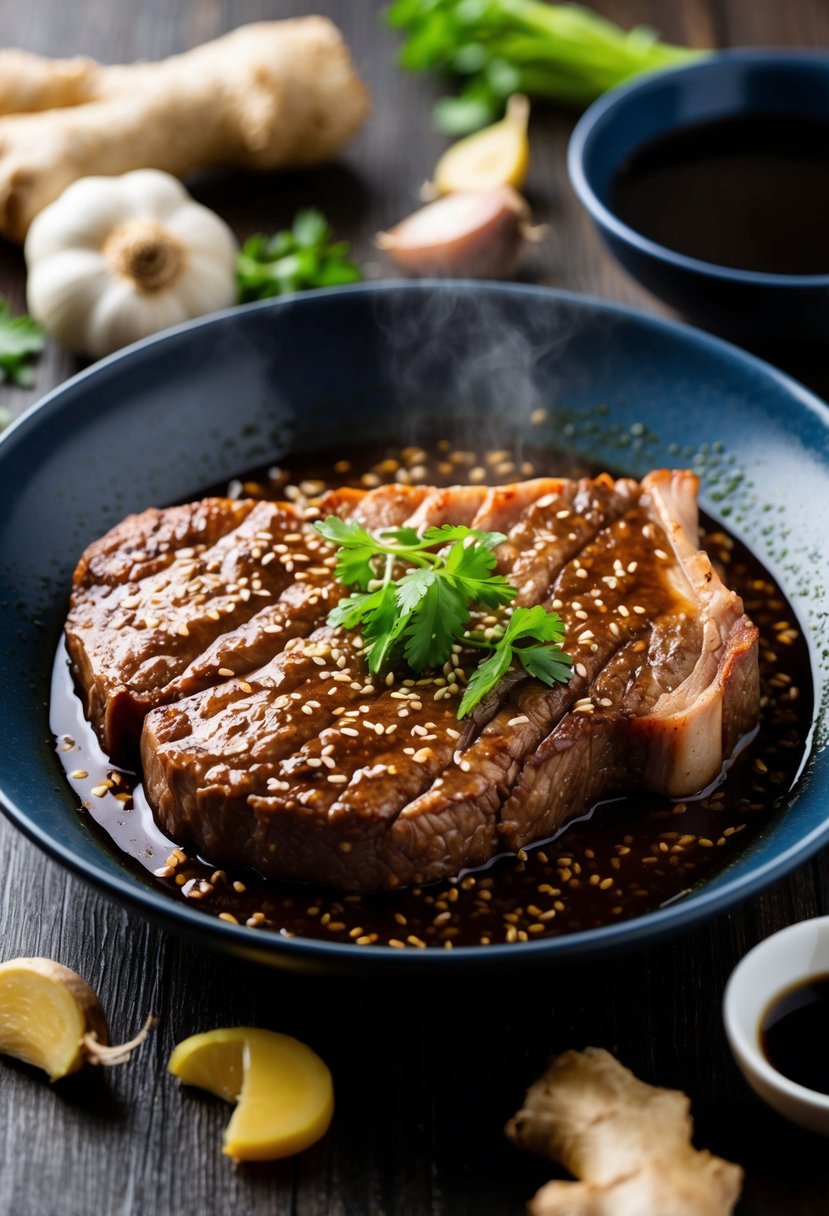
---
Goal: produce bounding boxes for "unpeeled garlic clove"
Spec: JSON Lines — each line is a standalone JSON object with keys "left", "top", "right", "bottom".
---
{"left": 376, "top": 186, "right": 542, "bottom": 280}
{"left": 431, "top": 95, "right": 531, "bottom": 196}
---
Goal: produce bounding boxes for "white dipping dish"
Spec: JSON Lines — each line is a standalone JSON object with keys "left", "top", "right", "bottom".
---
{"left": 723, "top": 916, "right": 829, "bottom": 1135}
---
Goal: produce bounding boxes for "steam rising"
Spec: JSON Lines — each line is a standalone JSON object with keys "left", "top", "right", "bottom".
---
{"left": 372, "top": 284, "right": 579, "bottom": 456}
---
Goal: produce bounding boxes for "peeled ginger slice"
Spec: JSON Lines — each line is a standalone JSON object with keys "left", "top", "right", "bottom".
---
{"left": 0, "top": 957, "right": 109, "bottom": 1080}
{"left": 168, "top": 1027, "right": 334, "bottom": 1161}
{"left": 432, "top": 94, "right": 531, "bottom": 195}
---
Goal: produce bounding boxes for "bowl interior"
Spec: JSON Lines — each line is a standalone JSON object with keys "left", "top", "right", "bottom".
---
{"left": 726, "top": 918, "right": 829, "bottom": 1050}
{"left": 576, "top": 52, "right": 829, "bottom": 235}
{"left": 0, "top": 282, "right": 827, "bottom": 969}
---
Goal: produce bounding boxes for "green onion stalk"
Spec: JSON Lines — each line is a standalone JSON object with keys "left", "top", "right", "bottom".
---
{"left": 387, "top": 0, "right": 706, "bottom": 133}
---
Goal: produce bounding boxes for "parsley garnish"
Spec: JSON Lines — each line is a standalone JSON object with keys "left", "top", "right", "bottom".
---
{"left": 0, "top": 297, "right": 45, "bottom": 388}
{"left": 314, "top": 515, "right": 573, "bottom": 718}
{"left": 236, "top": 209, "right": 362, "bottom": 302}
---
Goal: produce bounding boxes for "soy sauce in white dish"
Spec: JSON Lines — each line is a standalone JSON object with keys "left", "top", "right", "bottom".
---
{"left": 761, "top": 974, "right": 829, "bottom": 1095}
{"left": 612, "top": 113, "right": 829, "bottom": 275}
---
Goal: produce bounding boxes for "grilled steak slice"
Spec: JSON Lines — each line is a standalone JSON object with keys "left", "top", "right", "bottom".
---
{"left": 141, "top": 474, "right": 683, "bottom": 890}
{"left": 74, "top": 471, "right": 760, "bottom": 893}
{"left": 65, "top": 483, "right": 432, "bottom": 765}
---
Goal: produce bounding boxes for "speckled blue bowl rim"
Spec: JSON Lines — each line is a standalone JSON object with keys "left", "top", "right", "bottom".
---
{"left": 1, "top": 280, "right": 827, "bottom": 969}
{"left": 568, "top": 49, "right": 829, "bottom": 288}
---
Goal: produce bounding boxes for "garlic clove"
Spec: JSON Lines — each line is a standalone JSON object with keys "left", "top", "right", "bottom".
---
{"left": 377, "top": 186, "right": 541, "bottom": 279}
{"left": 24, "top": 178, "right": 129, "bottom": 257}
{"left": 432, "top": 94, "right": 531, "bottom": 196}
{"left": 86, "top": 278, "right": 190, "bottom": 360}
{"left": 116, "top": 168, "right": 193, "bottom": 223}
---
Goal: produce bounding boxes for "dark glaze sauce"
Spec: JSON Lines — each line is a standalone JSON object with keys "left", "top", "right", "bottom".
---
{"left": 51, "top": 436, "right": 813, "bottom": 950}
{"left": 612, "top": 114, "right": 829, "bottom": 275}
{"left": 761, "top": 974, "right": 829, "bottom": 1095}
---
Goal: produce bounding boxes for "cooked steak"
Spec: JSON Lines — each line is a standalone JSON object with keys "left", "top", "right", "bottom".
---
{"left": 67, "top": 471, "right": 760, "bottom": 891}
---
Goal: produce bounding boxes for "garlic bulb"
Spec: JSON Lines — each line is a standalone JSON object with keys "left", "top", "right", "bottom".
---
{"left": 25, "top": 169, "right": 239, "bottom": 358}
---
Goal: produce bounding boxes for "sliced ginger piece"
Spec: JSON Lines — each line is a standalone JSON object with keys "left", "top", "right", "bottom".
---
{"left": 0, "top": 957, "right": 153, "bottom": 1081}
{"left": 168, "top": 1027, "right": 334, "bottom": 1161}
{"left": 432, "top": 94, "right": 531, "bottom": 195}
{"left": 506, "top": 1047, "right": 743, "bottom": 1216}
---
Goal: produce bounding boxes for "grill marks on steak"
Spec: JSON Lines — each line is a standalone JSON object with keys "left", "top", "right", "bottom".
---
{"left": 69, "top": 471, "right": 760, "bottom": 893}
{"left": 66, "top": 486, "right": 436, "bottom": 765}
{"left": 141, "top": 474, "right": 697, "bottom": 890}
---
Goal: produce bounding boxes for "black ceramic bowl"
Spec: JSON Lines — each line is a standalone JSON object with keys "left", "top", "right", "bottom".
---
{"left": 568, "top": 50, "right": 829, "bottom": 345}
{"left": 0, "top": 282, "right": 827, "bottom": 973}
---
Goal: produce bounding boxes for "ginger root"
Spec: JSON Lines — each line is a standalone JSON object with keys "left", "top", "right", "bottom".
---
{"left": 0, "top": 19, "right": 370, "bottom": 241}
{"left": 506, "top": 1047, "right": 743, "bottom": 1216}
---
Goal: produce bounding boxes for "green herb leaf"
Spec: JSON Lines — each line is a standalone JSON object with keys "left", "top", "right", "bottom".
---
{"left": 456, "top": 605, "right": 573, "bottom": 718}
{"left": 315, "top": 513, "right": 572, "bottom": 710}
{"left": 518, "top": 643, "right": 574, "bottom": 686}
{"left": 403, "top": 578, "right": 469, "bottom": 671}
{"left": 237, "top": 211, "right": 363, "bottom": 302}
{"left": 456, "top": 644, "right": 513, "bottom": 718}
{"left": 0, "top": 298, "right": 45, "bottom": 387}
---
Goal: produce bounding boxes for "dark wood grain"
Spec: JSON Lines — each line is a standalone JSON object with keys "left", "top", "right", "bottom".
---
{"left": 1, "top": 2, "right": 828, "bottom": 1214}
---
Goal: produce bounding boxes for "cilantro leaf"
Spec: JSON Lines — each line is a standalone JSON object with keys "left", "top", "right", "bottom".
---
{"left": 443, "top": 539, "right": 516, "bottom": 607}
{"left": 519, "top": 644, "right": 574, "bottom": 685}
{"left": 456, "top": 606, "right": 573, "bottom": 718}
{"left": 334, "top": 546, "right": 379, "bottom": 590}
{"left": 0, "top": 298, "right": 45, "bottom": 387}
{"left": 403, "top": 578, "right": 468, "bottom": 671}
{"left": 237, "top": 211, "right": 362, "bottom": 302}
{"left": 502, "top": 605, "right": 567, "bottom": 646}
{"left": 381, "top": 526, "right": 423, "bottom": 548}
{"left": 314, "top": 516, "right": 383, "bottom": 588}
{"left": 314, "top": 517, "right": 375, "bottom": 548}
{"left": 395, "top": 567, "right": 436, "bottom": 615}
{"left": 364, "top": 584, "right": 409, "bottom": 673}
{"left": 314, "top": 512, "right": 573, "bottom": 706}
{"left": 457, "top": 644, "right": 513, "bottom": 718}
{"left": 327, "top": 588, "right": 386, "bottom": 630}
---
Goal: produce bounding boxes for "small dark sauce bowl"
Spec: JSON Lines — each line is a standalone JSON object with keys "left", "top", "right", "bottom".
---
{"left": 568, "top": 51, "right": 829, "bottom": 346}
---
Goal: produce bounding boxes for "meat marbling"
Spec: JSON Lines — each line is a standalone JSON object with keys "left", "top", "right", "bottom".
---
{"left": 65, "top": 472, "right": 760, "bottom": 892}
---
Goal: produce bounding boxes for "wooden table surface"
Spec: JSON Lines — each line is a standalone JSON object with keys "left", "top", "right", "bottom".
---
{"left": 2, "top": 2, "right": 828, "bottom": 1213}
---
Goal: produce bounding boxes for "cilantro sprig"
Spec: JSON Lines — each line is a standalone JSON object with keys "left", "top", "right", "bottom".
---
{"left": 237, "top": 210, "right": 362, "bottom": 302}
{"left": 0, "top": 297, "right": 45, "bottom": 388}
{"left": 314, "top": 515, "right": 573, "bottom": 718}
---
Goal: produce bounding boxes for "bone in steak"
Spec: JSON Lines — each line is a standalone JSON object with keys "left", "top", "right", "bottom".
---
{"left": 65, "top": 472, "right": 760, "bottom": 891}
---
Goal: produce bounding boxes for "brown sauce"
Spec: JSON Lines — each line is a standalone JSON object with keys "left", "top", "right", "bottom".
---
{"left": 761, "top": 974, "right": 829, "bottom": 1094}
{"left": 50, "top": 436, "right": 814, "bottom": 950}
{"left": 611, "top": 113, "right": 829, "bottom": 275}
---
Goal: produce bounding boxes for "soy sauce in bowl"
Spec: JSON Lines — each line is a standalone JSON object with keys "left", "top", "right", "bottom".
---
{"left": 761, "top": 974, "right": 829, "bottom": 1095}
{"left": 611, "top": 113, "right": 829, "bottom": 276}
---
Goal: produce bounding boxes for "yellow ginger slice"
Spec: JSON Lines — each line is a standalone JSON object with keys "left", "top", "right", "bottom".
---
{"left": 0, "top": 957, "right": 152, "bottom": 1081}
{"left": 168, "top": 1027, "right": 334, "bottom": 1161}
{"left": 432, "top": 94, "right": 530, "bottom": 195}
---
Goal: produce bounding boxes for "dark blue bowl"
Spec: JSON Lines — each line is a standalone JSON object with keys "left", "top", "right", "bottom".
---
{"left": 0, "top": 282, "right": 827, "bottom": 972}
{"left": 568, "top": 51, "right": 829, "bottom": 344}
